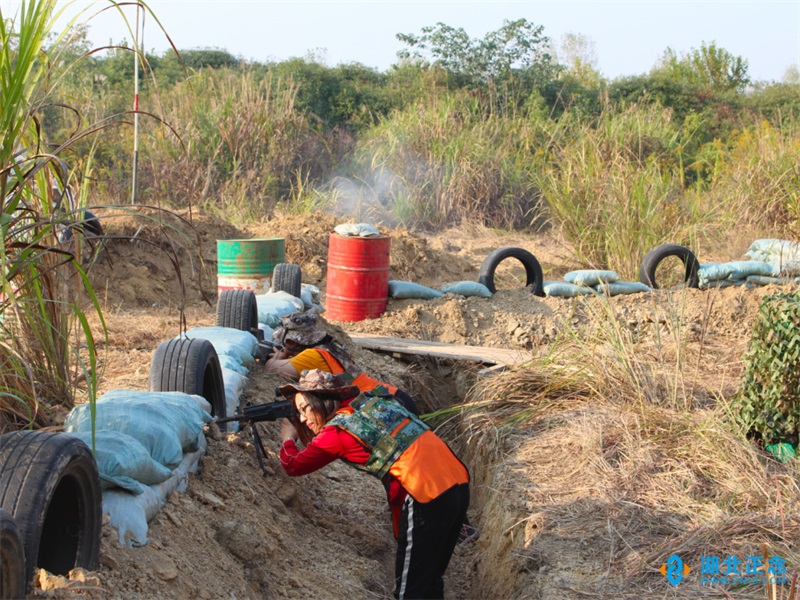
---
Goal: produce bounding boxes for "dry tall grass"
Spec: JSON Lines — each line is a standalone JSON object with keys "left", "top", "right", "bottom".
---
{"left": 459, "top": 290, "right": 799, "bottom": 598}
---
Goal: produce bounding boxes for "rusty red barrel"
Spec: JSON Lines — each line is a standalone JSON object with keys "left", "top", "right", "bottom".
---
{"left": 326, "top": 233, "right": 390, "bottom": 321}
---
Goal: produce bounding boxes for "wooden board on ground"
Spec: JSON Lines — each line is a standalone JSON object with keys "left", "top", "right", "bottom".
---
{"left": 348, "top": 333, "right": 532, "bottom": 367}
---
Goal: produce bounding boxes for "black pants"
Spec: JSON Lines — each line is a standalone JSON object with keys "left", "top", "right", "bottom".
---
{"left": 394, "top": 483, "right": 470, "bottom": 599}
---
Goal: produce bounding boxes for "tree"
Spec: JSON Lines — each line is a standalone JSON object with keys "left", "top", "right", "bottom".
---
{"left": 654, "top": 42, "right": 750, "bottom": 93}
{"left": 396, "top": 19, "right": 560, "bottom": 89}
{"left": 558, "top": 32, "right": 601, "bottom": 87}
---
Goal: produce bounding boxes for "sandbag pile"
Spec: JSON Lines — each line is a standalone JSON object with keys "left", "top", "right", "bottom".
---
{"left": 544, "top": 270, "right": 651, "bottom": 298}
{"left": 180, "top": 326, "right": 257, "bottom": 424}
{"left": 388, "top": 280, "right": 493, "bottom": 299}
{"left": 65, "top": 390, "right": 212, "bottom": 491}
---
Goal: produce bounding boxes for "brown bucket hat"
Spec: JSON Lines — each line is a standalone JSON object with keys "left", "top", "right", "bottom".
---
{"left": 272, "top": 312, "right": 328, "bottom": 347}
{"left": 278, "top": 369, "right": 360, "bottom": 400}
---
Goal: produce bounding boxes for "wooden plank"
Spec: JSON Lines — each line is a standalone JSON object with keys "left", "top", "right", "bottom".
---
{"left": 348, "top": 333, "right": 532, "bottom": 366}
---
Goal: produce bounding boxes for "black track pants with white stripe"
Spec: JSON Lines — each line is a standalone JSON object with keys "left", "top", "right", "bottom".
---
{"left": 394, "top": 483, "right": 470, "bottom": 599}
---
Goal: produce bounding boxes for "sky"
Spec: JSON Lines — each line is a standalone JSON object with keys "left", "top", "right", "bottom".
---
{"left": 37, "top": 1, "right": 800, "bottom": 83}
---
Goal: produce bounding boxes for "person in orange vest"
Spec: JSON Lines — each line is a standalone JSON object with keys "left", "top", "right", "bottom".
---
{"left": 277, "top": 369, "right": 470, "bottom": 599}
{"left": 264, "top": 311, "right": 480, "bottom": 546}
{"left": 264, "top": 312, "right": 420, "bottom": 414}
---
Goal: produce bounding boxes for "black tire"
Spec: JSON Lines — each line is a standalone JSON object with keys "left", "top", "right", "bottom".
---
{"left": 60, "top": 210, "right": 104, "bottom": 241}
{"left": 272, "top": 263, "right": 301, "bottom": 298}
{"left": 0, "top": 431, "right": 101, "bottom": 595}
{"left": 216, "top": 289, "right": 260, "bottom": 339}
{"left": 478, "top": 247, "right": 544, "bottom": 297}
{"left": 639, "top": 244, "right": 700, "bottom": 289}
{"left": 0, "top": 508, "right": 26, "bottom": 600}
{"left": 149, "top": 338, "right": 228, "bottom": 427}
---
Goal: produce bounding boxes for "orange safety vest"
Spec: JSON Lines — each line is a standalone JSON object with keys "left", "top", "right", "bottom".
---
{"left": 330, "top": 395, "right": 469, "bottom": 503}
{"left": 316, "top": 348, "right": 399, "bottom": 396}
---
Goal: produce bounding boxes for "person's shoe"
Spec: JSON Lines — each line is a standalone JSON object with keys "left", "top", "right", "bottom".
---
{"left": 458, "top": 523, "right": 480, "bottom": 546}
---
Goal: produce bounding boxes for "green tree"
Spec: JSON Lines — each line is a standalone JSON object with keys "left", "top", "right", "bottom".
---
{"left": 654, "top": 42, "right": 750, "bottom": 93}
{"left": 557, "top": 32, "right": 601, "bottom": 87}
{"left": 396, "top": 19, "right": 560, "bottom": 90}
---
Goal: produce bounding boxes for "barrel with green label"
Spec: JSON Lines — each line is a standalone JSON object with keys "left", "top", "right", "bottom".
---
{"left": 217, "top": 238, "right": 285, "bottom": 295}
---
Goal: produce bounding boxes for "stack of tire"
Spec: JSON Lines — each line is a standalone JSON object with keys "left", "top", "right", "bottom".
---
{"left": 0, "top": 431, "right": 102, "bottom": 598}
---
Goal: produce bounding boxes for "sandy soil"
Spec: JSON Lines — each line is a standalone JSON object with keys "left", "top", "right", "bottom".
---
{"left": 35, "top": 210, "right": 788, "bottom": 600}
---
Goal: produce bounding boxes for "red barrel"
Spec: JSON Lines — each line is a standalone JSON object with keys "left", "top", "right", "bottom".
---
{"left": 326, "top": 233, "right": 391, "bottom": 321}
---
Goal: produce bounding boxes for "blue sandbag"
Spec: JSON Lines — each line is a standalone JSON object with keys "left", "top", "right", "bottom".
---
{"left": 543, "top": 281, "right": 594, "bottom": 298}
{"left": 65, "top": 430, "right": 173, "bottom": 495}
{"left": 388, "top": 281, "right": 443, "bottom": 299}
{"left": 440, "top": 281, "right": 493, "bottom": 298}
{"left": 65, "top": 390, "right": 211, "bottom": 468}
{"left": 181, "top": 326, "right": 258, "bottom": 364}
{"left": 563, "top": 270, "right": 619, "bottom": 287}
{"left": 593, "top": 281, "right": 651, "bottom": 296}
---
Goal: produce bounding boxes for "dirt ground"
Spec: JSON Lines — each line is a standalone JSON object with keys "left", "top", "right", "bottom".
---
{"left": 35, "top": 209, "right": 790, "bottom": 600}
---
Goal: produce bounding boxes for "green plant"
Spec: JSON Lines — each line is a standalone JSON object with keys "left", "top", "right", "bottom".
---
{"left": 732, "top": 292, "right": 800, "bottom": 446}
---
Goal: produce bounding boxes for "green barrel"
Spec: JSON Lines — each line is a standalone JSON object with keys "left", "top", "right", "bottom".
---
{"left": 217, "top": 238, "right": 285, "bottom": 295}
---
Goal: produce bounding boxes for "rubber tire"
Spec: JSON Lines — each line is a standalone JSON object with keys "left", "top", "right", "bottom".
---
{"left": 216, "top": 289, "right": 259, "bottom": 339}
{"left": 0, "top": 508, "right": 26, "bottom": 600}
{"left": 639, "top": 244, "right": 700, "bottom": 289}
{"left": 478, "top": 247, "right": 544, "bottom": 297}
{"left": 272, "top": 263, "right": 301, "bottom": 298}
{"left": 149, "top": 338, "right": 227, "bottom": 425}
{"left": 60, "top": 210, "right": 104, "bottom": 241}
{"left": 0, "top": 431, "right": 102, "bottom": 595}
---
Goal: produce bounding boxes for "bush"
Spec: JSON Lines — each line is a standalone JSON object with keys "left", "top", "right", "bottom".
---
{"left": 733, "top": 292, "right": 800, "bottom": 445}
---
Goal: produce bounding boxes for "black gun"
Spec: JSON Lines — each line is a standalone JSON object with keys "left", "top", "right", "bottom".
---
{"left": 254, "top": 340, "right": 284, "bottom": 365}
{"left": 215, "top": 399, "right": 292, "bottom": 425}
{"left": 214, "top": 396, "right": 293, "bottom": 476}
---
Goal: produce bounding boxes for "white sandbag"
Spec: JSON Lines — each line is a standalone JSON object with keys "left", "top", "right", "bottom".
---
{"left": 440, "top": 281, "right": 493, "bottom": 298}
{"left": 255, "top": 291, "right": 305, "bottom": 327}
{"left": 104, "top": 435, "right": 207, "bottom": 547}
{"left": 388, "top": 281, "right": 443, "bottom": 299}
{"left": 65, "top": 430, "right": 173, "bottom": 495}
{"left": 334, "top": 223, "right": 381, "bottom": 237}
{"left": 181, "top": 326, "right": 258, "bottom": 364}
{"left": 563, "top": 270, "right": 619, "bottom": 287}
{"left": 66, "top": 390, "right": 211, "bottom": 468}
{"left": 593, "top": 281, "right": 651, "bottom": 296}
{"left": 543, "top": 281, "right": 594, "bottom": 297}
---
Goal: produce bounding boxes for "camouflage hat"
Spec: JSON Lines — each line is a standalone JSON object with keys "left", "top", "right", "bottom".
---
{"left": 278, "top": 369, "right": 360, "bottom": 400}
{"left": 272, "top": 312, "right": 327, "bottom": 347}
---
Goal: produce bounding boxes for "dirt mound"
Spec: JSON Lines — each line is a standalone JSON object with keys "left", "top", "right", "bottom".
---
{"left": 88, "top": 207, "right": 242, "bottom": 309}
{"left": 247, "top": 212, "right": 476, "bottom": 288}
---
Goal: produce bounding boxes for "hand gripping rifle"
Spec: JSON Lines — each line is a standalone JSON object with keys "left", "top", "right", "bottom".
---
{"left": 214, "top": 391, "right": 292, "bottom": 476}
{"left": 253, "top": 340, "right": 284, "bottom": 365}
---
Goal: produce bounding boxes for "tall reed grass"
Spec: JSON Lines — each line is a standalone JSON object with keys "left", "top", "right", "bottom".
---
{"left": 706, "top": 119, "right": 800, "bottom": 238}
{"left": 333, "top": 91, "right": 549, "bottom": 230}
{"left": 0, "top": 0, "right": 114, "bottom": 432}
{"left": 534, "top": 103, "right": 703, "bottom": 279}
{"left": 133, "top": 69, "right": 346, "bottom": 223}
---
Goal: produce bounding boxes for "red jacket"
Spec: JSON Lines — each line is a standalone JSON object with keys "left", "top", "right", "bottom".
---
{"left": 280, "top": 420, "right": 408, "bottom": 535}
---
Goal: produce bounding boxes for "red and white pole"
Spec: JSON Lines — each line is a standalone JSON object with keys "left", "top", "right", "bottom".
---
{"left": 131, "top": 3, "right": 140, "bottom": 204}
